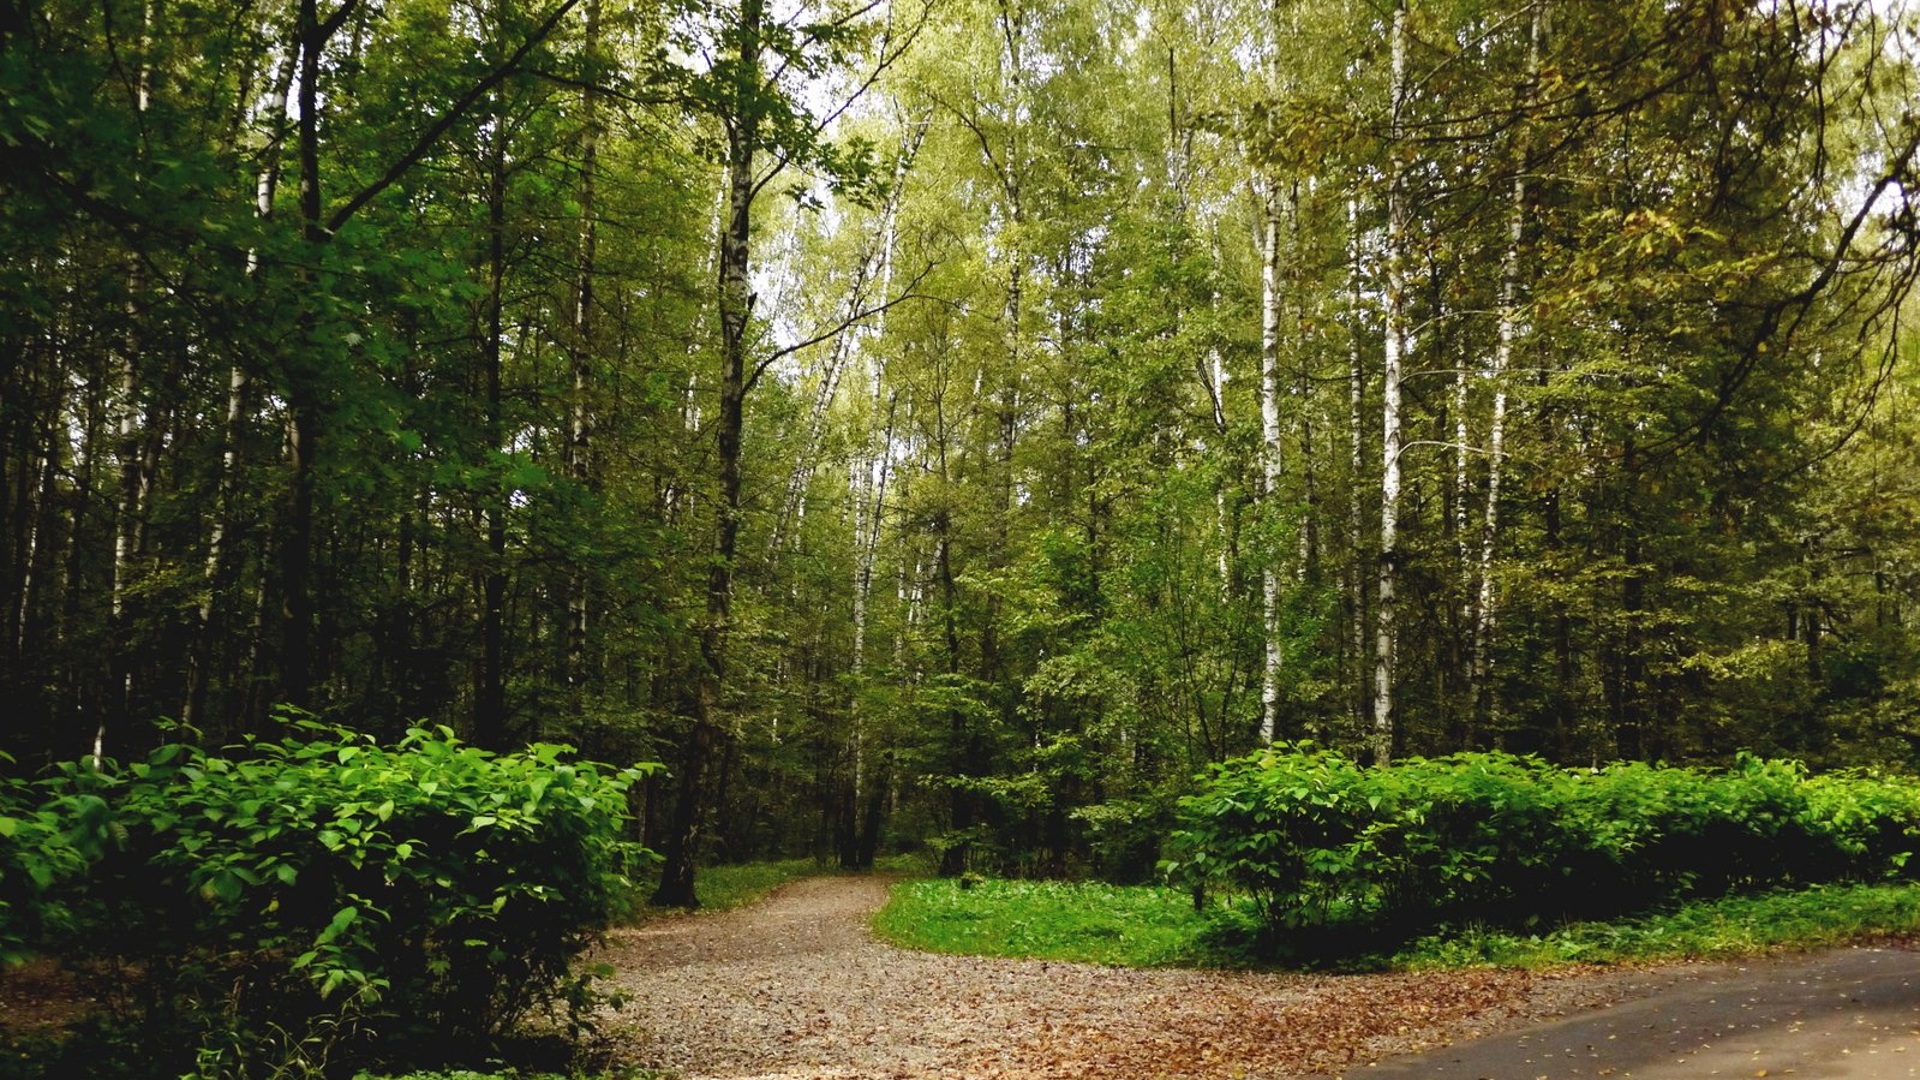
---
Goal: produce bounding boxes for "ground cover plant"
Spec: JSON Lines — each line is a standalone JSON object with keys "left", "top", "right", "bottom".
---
{"left": 0, "top": 722, "right": 653, "bottom": 1080}
{"left": 874, "top": 876, "right": 1920, "bottom": 972}
{"left": 1164, "top": 746, "right": 1920, "bottom": 957}
{"left": 637, "top": 858, "right": 824, "bottom": 916}
{"left": 1394, "top": 882, "right": 1920, "bottom": 968}
{"left": 871, "top": 877, "right": 1211, "bottom": 967}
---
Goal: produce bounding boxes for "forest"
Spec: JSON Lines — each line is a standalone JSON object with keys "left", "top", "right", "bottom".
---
{"left": 3, "top": 0, "right": 1920, "bottom": 904}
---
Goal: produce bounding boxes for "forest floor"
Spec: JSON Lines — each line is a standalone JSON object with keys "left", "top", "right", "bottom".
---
{"left": 595, "top": 873, "right": 1861, "bottom": 1079}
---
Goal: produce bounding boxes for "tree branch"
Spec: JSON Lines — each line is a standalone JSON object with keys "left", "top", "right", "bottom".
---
{"left": 745, "top": 260, "right": 937, "bottom": 396}
{"left": 325, "top": 0, "right": 582, "bottom": 234}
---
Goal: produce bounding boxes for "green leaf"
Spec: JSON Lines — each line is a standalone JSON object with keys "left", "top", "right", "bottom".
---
{"left": 315, "top": 904, "right": 359, "bottom": 947}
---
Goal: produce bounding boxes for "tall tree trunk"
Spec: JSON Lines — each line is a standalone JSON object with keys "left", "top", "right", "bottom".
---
{"left": 1468, "top": 1, "right": 1544, "bottom": 745}
{"left": 190, "top": 34, "right": 297, "bottom": 728}
{"left": 653, "top": 0, "right": 765, "bottom": 908}
{"left": 845, "top": 389, "right": 896, "bottom": 869}
{"left": 475, "top": 99, "right": 509, "bottom": 749}
{"left": 106, "top": 0, "right": 157, "bottom": 762}
{"left": 1259, "top": 179, "right": 1284, "bottom": 746}
{"left": 280, "top": 0, "right": 347, "bottom": 712}
{"left": 565, "top": 0, "right": 602, "bottom": 695}
{"left": 1346, "top": 197, "right": 1370, "bottom": 738}
{"left": 1372, "top": 0, "right": 1412, "bottom": 766}
{"left": 843, "top": 126, "right": 916, "bottom": 866}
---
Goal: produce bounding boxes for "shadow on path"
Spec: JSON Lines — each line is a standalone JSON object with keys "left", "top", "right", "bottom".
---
{"left": 1327, "top": 946, "right": 1920, "bottom": 1080}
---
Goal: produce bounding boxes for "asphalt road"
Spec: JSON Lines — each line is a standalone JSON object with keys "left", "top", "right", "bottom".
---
{"left": 1325, "top": 946, "right": 1920, "bottom": 1080}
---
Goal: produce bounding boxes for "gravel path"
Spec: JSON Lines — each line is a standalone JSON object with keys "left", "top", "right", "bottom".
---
{"left": 593, "top": 874, "right": 1679, "bottom": 1080}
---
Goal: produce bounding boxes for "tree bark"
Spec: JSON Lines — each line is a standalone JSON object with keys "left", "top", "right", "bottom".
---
{"left": 1346, "top": 197, "right": 1370, "bottom": 738}
{"left": 1372, "top": 0, "right": 1412, "bottom": 766}
{"left": 474, "top": 99, "right": 510, "bottom": 749}
{"left": 1468, "top": 1, "right": 1544, "bottom": 745}
{"left": 1259, "top": 179, "right": 1284, "bottom": 746}
{"left": 565, "top": 0, "right": 602, "bottom": 695}
{"left": 653, "top": 0, "right": 765, "bottom": 908}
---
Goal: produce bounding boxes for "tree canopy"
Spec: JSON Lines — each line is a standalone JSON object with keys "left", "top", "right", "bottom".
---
{"left": 2, "top": 0, "right": 1918, "bottom": 894}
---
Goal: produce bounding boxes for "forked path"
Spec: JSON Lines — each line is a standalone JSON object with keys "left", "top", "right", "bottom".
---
{"left": 591, "top": 874, "right": 1808, "bottom": 1080}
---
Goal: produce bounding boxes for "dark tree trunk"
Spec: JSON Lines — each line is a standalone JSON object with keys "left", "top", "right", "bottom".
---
{"left": 475, "top": 111, "right": 509, "bottom": 749}
{"left": 651, "top": 0, "right": 763, "bottom": 908}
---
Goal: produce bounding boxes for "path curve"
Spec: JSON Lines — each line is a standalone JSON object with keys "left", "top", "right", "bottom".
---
{"left": 594, "top": 875, "right": 1693, "bottom": 1079}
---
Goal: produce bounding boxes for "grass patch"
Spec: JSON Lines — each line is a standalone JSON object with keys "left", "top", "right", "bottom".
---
{"left": 634, "top": 857, "right": 827, "bottom": 917}
{"left": 1393, "top": 882, "right": 1920, "bottom": 969}
{"left": 874, "top": 876, "right": 1920, "bottom": 973}
{"left": 632, "top": 854, "right": 928, "bottom": 918}
{"left": 872, "top": 877, "right": 1212, "bottom": 967}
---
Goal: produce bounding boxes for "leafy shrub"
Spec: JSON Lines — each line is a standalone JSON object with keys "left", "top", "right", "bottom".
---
{"left": 1166, "top": 745, "right": 1920, "bottom": 957}
{"left": 1162, "top": 745, "right": 1380, "bottom": 933}
{"left": 5, "top": 722, "right": 655, "bottom": 1078}
{"left": 0, "top": 760, "right": 112, "bottom": 964}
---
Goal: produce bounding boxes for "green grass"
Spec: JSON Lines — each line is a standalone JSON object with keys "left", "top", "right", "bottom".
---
{"left": 871, "top": 878, "right": 1214, "bottom": 967}
{"left": 634, "top": 857, "right": 827, "bottom": 917}
{"left": 1394, "top": 882, "right": 1920, "bottom": 969}
{"left": 873, "top": 876, "right": 1920, "bottom": 972}
{"left": 633, "top": 853, "right": 929, "bottom": 918}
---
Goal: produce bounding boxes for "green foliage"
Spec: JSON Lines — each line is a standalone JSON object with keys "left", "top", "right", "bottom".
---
{"left": 2, "top": 723, "right": 655, "bottom": 1078}
{"left": 638, "top": 858, "right": 825, "bottom": 915}
{"left": 1395, "top": 883, "right": 1920, "bottom": 969}
{"left": 0, "top": 760, "right": 111, "bottom": 965}
{"left": 872, "top": 877, "right": 1211, "bottom": 968}
{"left": 874, "top": 874, "right": 1920, "bottom": 976}
{"left": 1166, "top": 745, "right": 1920, "bottom": 956}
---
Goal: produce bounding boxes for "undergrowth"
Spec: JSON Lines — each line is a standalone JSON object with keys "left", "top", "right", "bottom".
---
{"left": 872, "top": 878, "right": 1212, "bottom": 967}
{"left": 1394, "top": 882, "right": 1920, "bottom": 968}
{"left": 638, "top": 859, "right": 823, "bottom": 915}
{"left": 636, "top": 853, "right": 921, "bottom": 917}
{"left": 875, "top": 876, "right": 1920, "bottom": 971}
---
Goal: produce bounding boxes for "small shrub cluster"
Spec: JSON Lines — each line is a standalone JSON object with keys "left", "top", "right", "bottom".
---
{"left": 1164, "top": 745, "right": 1920, "bottom": 955}
{"left": 0, "top": 721, "right": 653, "bottom": 1079}
{"left": 0, "top": 759, "right": 110, "bottom": 965}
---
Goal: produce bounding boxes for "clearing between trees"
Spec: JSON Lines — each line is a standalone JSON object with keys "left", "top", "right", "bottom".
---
{"left": 595, "top": 874, "right": 1776, "bottom": 1079}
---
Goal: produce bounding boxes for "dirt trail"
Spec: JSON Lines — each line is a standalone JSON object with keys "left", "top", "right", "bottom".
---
{"left": 594, "top": 874, "right": 1687, "bottom": 1079}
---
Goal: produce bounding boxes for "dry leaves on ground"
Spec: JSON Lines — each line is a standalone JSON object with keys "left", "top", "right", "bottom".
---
{"left": 594, "top": 875, "right": 1678, "bottom": 1080}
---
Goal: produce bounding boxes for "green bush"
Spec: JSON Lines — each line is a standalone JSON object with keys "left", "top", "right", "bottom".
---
{"left": 1166, "top": 745, "right": 1920, "bottom": 957}
{"left": 3, "top": 721, "right": 655, "bottom": 1078}
{"left": 0, "top": 760, "right": 112, "bottom": 964}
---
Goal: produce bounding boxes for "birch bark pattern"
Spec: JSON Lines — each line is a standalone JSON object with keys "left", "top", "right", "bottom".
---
{"left": 1346, "top": 197, "right": 1368, "bottom": 735}
{"left": 1373, "top": 0, "right": 1411, "bottom": 766}
{"left": 1259, "top": 183, "right": 1284, "bottom": 746}
{"left": 1469, "top": 0, "right": 1544, "bottom": 741}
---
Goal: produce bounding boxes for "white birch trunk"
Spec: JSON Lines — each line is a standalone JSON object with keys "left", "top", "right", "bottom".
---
{"left": 1260, "top": 182, "right": 1285, "bottom": 746}
{"left": 1373, "top": 0, "right": 1413, "bottom": 766}
{"left": 769, "top": 121, "right": 920, "bottom": 554}
{"left": 1469, "top": 1, "right": 1544, "bottom": 736}
{"left": 1346, "top": 197, "right": 1369, "bottom": 733}
{"left": 188, "top": 25, "right": 296, "bottom": 725}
